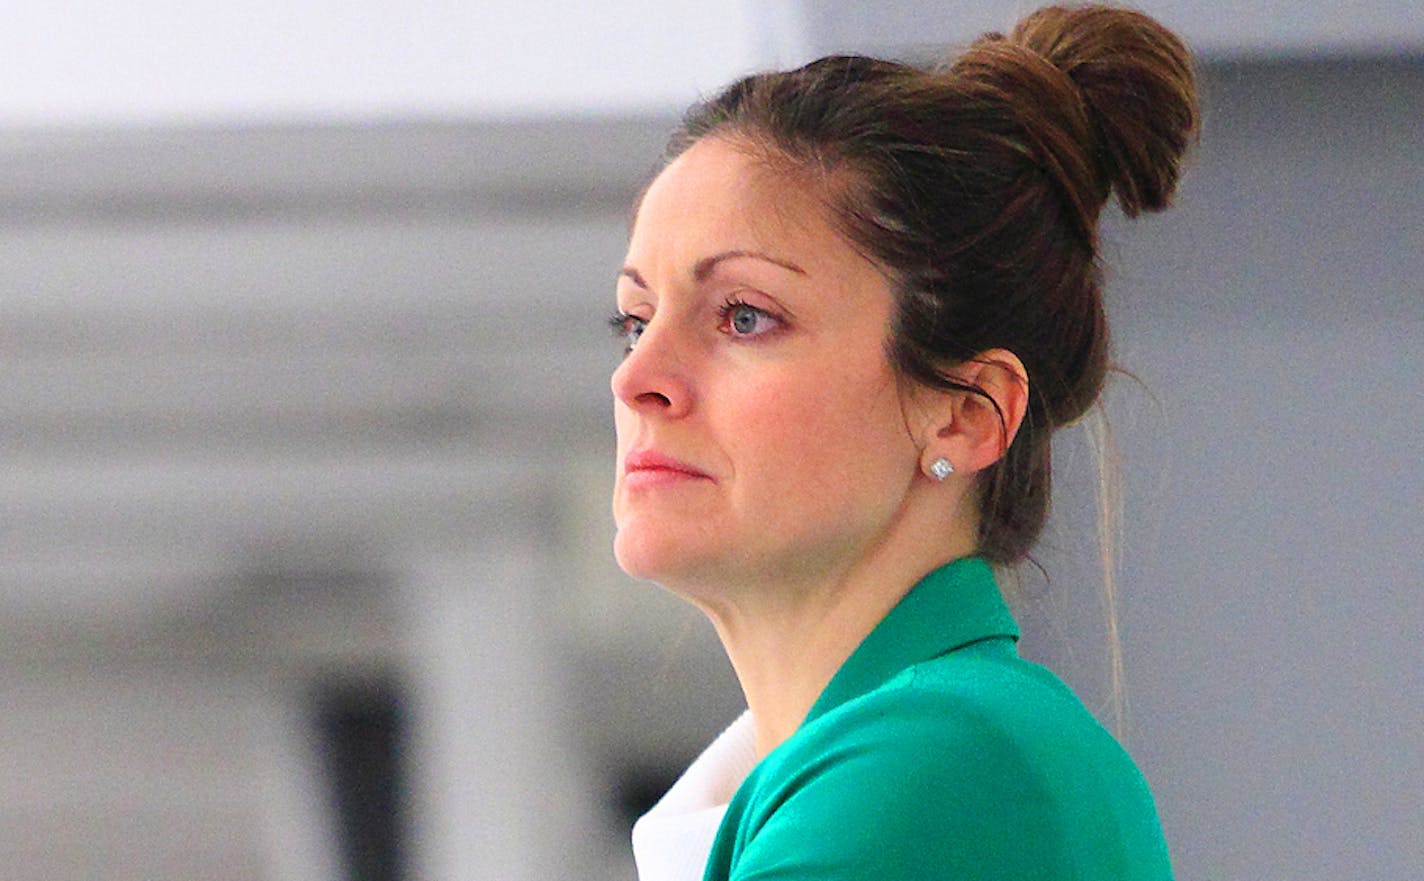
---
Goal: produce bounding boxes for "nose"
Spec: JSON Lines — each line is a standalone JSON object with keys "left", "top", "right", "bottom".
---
{"left": 610, "top": 317, "right": 694, "bottom": 419}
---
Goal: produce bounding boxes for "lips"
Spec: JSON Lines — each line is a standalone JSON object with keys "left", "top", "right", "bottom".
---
{"left": 623, "top": 449, "right": 712, "bottom": 482}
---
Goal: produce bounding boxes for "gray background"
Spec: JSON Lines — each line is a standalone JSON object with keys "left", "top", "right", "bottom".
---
{"left": 1, "top": 4, "right": 1420, "bottom": 880}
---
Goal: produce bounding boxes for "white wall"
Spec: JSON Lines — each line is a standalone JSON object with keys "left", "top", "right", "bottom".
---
{"left": 3, "top": 1, "right": 1420, "bottom": 127}
{"left": 0, "top": 0, "right": 796, "bottom": 126}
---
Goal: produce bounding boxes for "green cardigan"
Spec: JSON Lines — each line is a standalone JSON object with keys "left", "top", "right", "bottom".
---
{"left": 702, "top": 556, "right": 1173, "bottom": 881}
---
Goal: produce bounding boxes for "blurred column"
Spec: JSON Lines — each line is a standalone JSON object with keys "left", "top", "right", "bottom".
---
{"left": 399, "top": 546, "right": 601, "bottom": 881}
{"left": 257, "top": 683, "right": 346, "bottom": 881}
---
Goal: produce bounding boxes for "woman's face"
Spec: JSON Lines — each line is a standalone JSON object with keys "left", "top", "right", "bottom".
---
{"left": 611, "top": 137, "right": 922, "bottom": 596}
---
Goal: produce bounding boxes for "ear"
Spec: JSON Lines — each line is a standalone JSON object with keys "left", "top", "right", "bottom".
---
{"left": 915, "top": 348, "right": 1029, "bottom": 479}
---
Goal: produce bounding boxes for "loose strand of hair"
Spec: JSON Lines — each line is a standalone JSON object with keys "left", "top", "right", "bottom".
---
{"left": 1083, "top": 402, "right": 1126, "bottom": 737}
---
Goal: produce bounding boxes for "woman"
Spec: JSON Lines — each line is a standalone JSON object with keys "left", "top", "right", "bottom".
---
{"left": 611, "top": 4, "right": 1197, "bottom": 879}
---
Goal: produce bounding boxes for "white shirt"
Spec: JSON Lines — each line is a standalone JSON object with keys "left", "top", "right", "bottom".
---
{"left": 631, "top": 711, "right": 758, "bottom": 881}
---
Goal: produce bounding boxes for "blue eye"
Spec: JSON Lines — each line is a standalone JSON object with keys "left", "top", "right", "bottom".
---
{"left": 609, "top": 311, "right": 646, "bottom": 352}
{"left": 729, "top": 304, "right": 758, "bottom": 334}
{"left": 719, "top": 300, "right": 780, "bottom": 337}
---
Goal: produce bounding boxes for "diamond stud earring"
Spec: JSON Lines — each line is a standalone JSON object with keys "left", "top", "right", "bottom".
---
{"left": 929, "top": 457, "right": 954, "bottom": 481}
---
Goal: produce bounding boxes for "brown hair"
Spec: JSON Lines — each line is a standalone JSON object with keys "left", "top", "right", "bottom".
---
{"left": 664, "top": 4, "right": 1198, "bottom": 565}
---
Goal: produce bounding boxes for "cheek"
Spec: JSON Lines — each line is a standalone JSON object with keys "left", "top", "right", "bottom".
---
{"left": 728, "top": 367, "right": 911, "bottom": 501}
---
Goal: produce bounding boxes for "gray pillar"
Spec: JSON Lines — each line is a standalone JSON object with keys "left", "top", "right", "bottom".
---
{"left": 400, "top": 547, "right": 602, "bottom": 881}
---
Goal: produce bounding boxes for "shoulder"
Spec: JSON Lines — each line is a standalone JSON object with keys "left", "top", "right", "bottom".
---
{"left": 720, "top": 640, "right": 1170, "bottom": 879}
{"left": 770, "top": 638, "right": 1111, "bottom": 788}
{"left": 746, "top": 642, "right": 1075, "bottom": 853}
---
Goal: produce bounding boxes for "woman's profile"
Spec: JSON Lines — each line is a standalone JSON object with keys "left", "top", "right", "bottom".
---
{"left": 609, "top": 4, "right": 1197, "bottom": 879}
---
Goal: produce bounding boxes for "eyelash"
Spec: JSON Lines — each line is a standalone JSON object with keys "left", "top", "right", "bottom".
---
{"left": 608, "top": 311, "right": 645, "bottom": 354}
{"left": 608, "top": 297, "right": 784, "bottom": 353}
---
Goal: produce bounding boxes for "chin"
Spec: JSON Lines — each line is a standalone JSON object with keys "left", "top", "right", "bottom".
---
{"left": 614, "top": 496, "right": 696, "bottom": 577}
{"left": 612, "top": 524, "right": 677, "bottom": 583}
{"left": 612, "top": 521, "right": 721, "bottom": 594}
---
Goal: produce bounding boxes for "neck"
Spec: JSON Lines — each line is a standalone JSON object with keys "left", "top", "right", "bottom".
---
{"left": 695, "top": 500, "right": 976, "bottom": 758}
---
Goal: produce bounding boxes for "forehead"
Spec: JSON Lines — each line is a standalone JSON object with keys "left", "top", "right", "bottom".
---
{"left": 626, "top": 137, "right": 849, "bottom": 273}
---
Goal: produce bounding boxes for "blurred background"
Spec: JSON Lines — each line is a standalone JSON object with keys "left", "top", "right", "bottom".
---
{"left": 1, "top": 2, "right": 1420, "bottom": 879}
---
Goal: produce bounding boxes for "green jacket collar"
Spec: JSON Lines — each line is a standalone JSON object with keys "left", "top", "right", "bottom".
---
{"left": 803, "top": 556, "right": 1019, "bottom": 728}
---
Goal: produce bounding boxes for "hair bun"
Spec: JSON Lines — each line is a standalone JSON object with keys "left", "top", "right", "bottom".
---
{"left": 1008, "top": 4, "right": 1199, "bottom": 217}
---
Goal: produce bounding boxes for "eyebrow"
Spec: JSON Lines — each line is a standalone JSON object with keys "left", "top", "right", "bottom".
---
{"left": 619, "top": 249, "right": 807, "bottom": 289}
